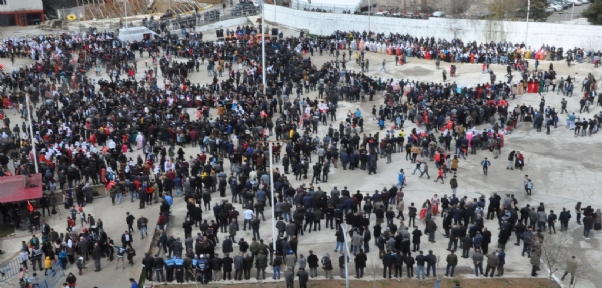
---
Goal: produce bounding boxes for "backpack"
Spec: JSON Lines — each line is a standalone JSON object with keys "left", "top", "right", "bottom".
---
{"left": 475, "top": 206, "right": 484, "bottom": 216}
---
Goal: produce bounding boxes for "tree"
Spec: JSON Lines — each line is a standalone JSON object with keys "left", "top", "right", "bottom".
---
{"left": 539, "top": 232, "right": 571, "bottom": 282}
{"left": 582, "top": 0, "right": 602, "bottom": 24}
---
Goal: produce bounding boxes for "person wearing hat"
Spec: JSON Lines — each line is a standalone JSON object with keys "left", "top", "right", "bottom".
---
{"left": 285, "top": 249, "right": 297, "bottom": 275}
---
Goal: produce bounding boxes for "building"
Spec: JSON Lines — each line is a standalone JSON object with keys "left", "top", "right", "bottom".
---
{"left": 0, "top": 0, "right": 44, "bottom": 26}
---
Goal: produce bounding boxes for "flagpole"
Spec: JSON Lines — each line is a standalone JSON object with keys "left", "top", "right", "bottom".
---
{"left": 261, "top": 0, "right": 266, "bottom": 95}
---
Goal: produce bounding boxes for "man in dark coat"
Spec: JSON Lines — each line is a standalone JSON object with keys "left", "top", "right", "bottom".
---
{"left": 382, "top": 250, "right": 393, "bottom": 278}
{"left": 297, "top": 267, "right": 309, "bottom": 288}
{"left": 222, "top": 253, "right": 233, "bottom": 280}
{"left": 354, "top": 249, "right": 367, "bottom": 278}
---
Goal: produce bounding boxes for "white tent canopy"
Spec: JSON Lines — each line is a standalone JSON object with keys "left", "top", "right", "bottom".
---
{"left": 291, "top": 0, "right": 362, "bottom": 13}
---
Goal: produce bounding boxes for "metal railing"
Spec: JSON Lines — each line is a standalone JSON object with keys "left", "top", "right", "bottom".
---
{"left": 38, "top": 261, "right": 65, "bottom": 288}
{"left": 0, "top": 258, "right": 21, "bottom": 283}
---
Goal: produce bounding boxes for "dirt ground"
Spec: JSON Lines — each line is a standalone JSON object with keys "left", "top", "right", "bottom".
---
{"left": 160, "top": 278, "right": 560, "bottom": 288}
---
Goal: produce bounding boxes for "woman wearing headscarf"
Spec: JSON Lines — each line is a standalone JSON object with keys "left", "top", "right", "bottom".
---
{"left": 136, "top": 132, "right": 144, "bottom": 150}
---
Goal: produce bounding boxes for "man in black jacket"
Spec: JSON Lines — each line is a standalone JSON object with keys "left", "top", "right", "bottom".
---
{"left": 425, "top": 250, "right": 437, "bottom": 277}
{"left": 354, "top": 249, "right": 367, "bottom": 278}
{"left": 394, "top": 251, "right": 404, "bottom": 278}
{"left": 404, "top": 252, "right": 415, "bottom": 278}
{"left": 461, "top": 235, "right": 472, "bottom": 258}
{"left": 307, "top": 250, "right": 319, "bottom": 278}
{"left": 222, "top": 253, "right": 233, "bottom": 280}
{"left": 408, "top": 203, "right": 418, "bottom": 228}
{"left": 382, "top": 250, "right": 393, "bottom": 278}
{"left": 142, "top": 253, "right": 154, "bottom": 281}
{"left": 154, "top": 255, "right": 165, "bottom": 282}
{"left": 415, "top": 251, "right": 427, "bottom": 279}
{"left": 125, "top": 212, "right": 135, "bottom": 233}
{"left": 211, "top": 253, "right": 223, "bottom": 281}
{"left": 297, "top": 267, "right": 309, "bottom": 288}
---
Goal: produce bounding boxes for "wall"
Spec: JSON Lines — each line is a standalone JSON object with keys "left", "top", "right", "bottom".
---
{"left": 193, "top": 17, "right": 249, "bottom": 33}
{"left": 0, "top": 0, "right": 43, "bottom": 12}
{"left": 263, "top": 4, "right": 602, "bottom": 50}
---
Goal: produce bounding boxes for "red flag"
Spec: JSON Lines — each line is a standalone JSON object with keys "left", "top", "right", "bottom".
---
{"left": 27, "top": 201, "right": 34, "bottom": 212}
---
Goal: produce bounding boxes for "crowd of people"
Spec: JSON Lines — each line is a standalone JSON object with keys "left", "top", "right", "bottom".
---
{"left": 0, "top": 24, "right": 600, "bottom": 288}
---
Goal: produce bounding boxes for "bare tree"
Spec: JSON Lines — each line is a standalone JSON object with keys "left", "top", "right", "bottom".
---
{"left": 539, "top": 232, "right": 571, "bottom": 284}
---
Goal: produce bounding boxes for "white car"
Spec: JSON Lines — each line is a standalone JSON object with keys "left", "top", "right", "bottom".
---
{"left": 431, "top": 11, "right": 445, "bottom": 17}
{"left": 567, "top": 0, "right": 582, "bottom": 5}
{"left": 373, "top": 12, "right": 389, "bottom": 16}
{"left": 549, "top": 3, "right": 563, "bottom": 10}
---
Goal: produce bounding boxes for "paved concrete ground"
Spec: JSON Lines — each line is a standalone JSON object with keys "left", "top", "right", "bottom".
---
{"left": 1, "top": 23, "right": 601, "bottom": 288}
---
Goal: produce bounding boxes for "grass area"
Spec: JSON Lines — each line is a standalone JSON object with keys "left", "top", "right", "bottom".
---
{"left": 0, "top": 223, "right": 13, "bottom": 238}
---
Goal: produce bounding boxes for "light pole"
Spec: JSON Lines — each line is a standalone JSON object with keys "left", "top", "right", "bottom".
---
{"left": 571, "top": 3, "right": 575, "bottom": 21}
{"left": 268, "top": 139, "right": 276, "bottom": 262}
{"left": 525, "top": 0, "right": 530, "bottom": 47}
{"left": 25, "top": 94, "right": 38, "bottom": 174}
{"left": 368, "top": 0, "right": 371, "bottom": 33}
{"left": 340, "top": 223, "right": 350, "bottom": 288}
{"left": 261, "top": 0, "right": 266, "bottom": 95}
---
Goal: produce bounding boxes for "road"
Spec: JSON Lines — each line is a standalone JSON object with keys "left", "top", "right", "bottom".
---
{"left": 546, "top": 2, "right": 590, "bottom": 22}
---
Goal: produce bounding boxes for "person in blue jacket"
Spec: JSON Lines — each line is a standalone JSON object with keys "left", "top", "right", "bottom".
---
{"left": 397, "top": 169, "right": 405, "bottom": 188}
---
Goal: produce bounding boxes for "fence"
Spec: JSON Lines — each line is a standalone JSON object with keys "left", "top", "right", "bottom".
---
{"left": 0, "top": 258, "right": 21, "bottom": 283}
{"left": 38, "top": 261, "right": 65, "bottom": 288}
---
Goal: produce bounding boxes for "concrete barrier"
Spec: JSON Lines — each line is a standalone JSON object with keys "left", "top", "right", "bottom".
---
{"left": 262, "top": 4, "right": 602, "bottom": 50}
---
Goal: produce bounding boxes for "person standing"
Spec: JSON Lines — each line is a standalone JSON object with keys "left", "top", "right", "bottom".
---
{"left": 234, "top": 252, "right": 244, "bottom": 280}
{"left": 415, "top": 251, "right": 426, "bottom": 279}
{"left": 472, "top": 249, "right": 484, "bottom": 276}
{"left": 307, "top": 251, "right": 319, "bottom": 278}
{"left": 211, "top": 253, "right": 223, "bottom": 281}
{"left": 285, "top": 268, "right": 294, "bottom": 288}
{"left": 425, "top": 250, "right": 437, "bottom": 277}
{"left": 583, "top": 213, "right": 594, "bottom": 240}
{"left": 450, "top": 175, "right": 458, "bottom": 195}
{"left": 321, "top": 253, "right": 333, "bottom": 279}
{"left": 496, "top": 249, "right": 506, "bottom": 277}
{"left": 380, "top": 60, "right": 386, "bottom": 72}
{"left": 92, "top": 243, "right": 103, "bottom": 272}
{"left": 297, "top": 267, "right": 309, "bottom": 288}
{"left": 444, "top": 250, "right": 458, "bottom": 277}
{"left": 354, "top": 248, "right": 367, "bottom": 278}
{"left": 142, "top": 253, "right": 154, "bottom": 281}
{"left": 255, "top": 251, "right": 268, "bottom": 280}
{"left": 559, "top": 208, "right": 572, "bottom": 231}
{"left": 485, "top": 251, "right": 499, "bottom": 277}
{"left": 382, "top": 250, "right": 393, "bottom": 278}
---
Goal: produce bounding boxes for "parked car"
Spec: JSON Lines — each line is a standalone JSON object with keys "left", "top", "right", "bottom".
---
{"left": 431, "top": 11, "right": 445, "bottom": 17}
{"left": 566, "top": 0, "right": 582, "bottom": 5}
{"left": 373, "top": 11, "right": 389, "bottom": 16}
{"left": 549, "top": 3, "right": 563, "bottom": 10}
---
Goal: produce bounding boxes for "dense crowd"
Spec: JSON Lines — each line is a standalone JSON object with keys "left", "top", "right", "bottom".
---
{"left": 0, "top": 25, "right": 600, "bottom": 288}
